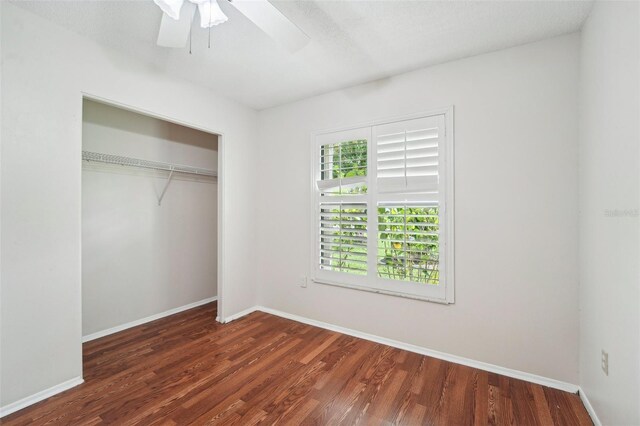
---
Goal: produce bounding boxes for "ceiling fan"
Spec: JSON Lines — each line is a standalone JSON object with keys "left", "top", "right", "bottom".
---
{"left": 153, "top": 0, "right": 309, "bottom": 52}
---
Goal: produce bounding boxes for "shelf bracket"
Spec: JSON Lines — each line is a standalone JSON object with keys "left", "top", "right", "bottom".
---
{"left": 158, "top": 168, "right": 174, "bottom": 206}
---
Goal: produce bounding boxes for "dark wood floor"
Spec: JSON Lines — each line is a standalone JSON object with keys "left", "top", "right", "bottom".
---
{"left": 2, "top": 302, "right": 591, "bottom": 425}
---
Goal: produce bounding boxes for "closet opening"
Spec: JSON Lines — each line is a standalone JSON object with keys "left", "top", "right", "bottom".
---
{"left": 80, "top": 97, "right": 222, "bottom": 354}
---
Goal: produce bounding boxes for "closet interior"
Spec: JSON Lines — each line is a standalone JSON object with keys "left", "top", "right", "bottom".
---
{"left": 81, "top": 99, "right": 219, "bottom": 342}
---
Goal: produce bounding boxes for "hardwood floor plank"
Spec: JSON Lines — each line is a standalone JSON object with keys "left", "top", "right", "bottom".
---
{"left": 498, "top": 375, "right": 515, "bottom": 425}
{"left": 368, "top": 369, "right": 408, "bottom": 419}
{"left": 473, "top": 370, "right": 489, "bottom": 426}
{"left": 400, "top": 399, "right": 427, "bottom": 426}
{"left": 299, "top": 332, "right": 341, "bottom": 365}
{"left": 418, "top": 357, "right": 450, "bottom": 422}
{"left": 510, "top": 379, "right": 538, "bottom": 425}
{"left": 488, "top": 383, "right": 501, "bottom": 426}
{"left": 306, "top": 343, "right": 381, "bottom": 424}
{"left": 334, "top": 346, "right": 398, "bottom": 424}
{"left": 276, "top": 397, "right": 319, "bottom": 424}
{"left": 253, "top": 360, "right": 326, "bottom": 423}
{"left": 569, "top": 393, "right": 595, "bottom": 425}
{"left": 1, "top": 302, "right": 592, "bottom": 426}
{"left": 532, "top": 383, "right": 555, "bottom": 425}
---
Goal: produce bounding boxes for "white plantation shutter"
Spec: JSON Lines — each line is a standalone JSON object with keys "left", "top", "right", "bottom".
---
{"left": 375, "top": 116, "right": 442, "bottom": 194}
{"left": 319, "top": 202, "right": 368, "bottom": 274}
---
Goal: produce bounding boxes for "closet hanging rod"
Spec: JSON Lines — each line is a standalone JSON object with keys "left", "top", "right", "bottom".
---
{"left": 82, "top": 151, "right": 217, "bottom": 177}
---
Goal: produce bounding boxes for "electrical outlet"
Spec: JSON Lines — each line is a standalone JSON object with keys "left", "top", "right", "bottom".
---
{"left": 299, "top": 276, "right": 308, "bottom": 288}
{"left": 601, "top": 350, "right": 609, "bottom": 376}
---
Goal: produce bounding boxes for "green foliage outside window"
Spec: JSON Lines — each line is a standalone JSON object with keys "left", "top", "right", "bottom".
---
{"left": 377, "top": 206, "right": 439, "bottom": 285}
{"left": 320, "top": 140, "right": 367, "bottom": 195}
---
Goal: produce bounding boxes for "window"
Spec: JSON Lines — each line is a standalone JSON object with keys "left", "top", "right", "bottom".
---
{"left": 312, "top": 110, "right": 454, "bottom": 303}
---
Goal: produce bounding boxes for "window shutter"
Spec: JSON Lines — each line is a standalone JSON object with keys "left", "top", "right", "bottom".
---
{"left": 375, "top": 116, "right": 441, "bottom": 194}
{"left": 319, "top": 202, "right": 368, "bottom": 274}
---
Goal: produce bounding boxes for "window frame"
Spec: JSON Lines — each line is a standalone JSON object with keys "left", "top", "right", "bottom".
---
{"left": 310, "top": 107, "right": 455, "bottom": 304}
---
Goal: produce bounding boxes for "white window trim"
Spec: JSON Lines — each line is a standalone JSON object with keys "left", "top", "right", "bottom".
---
{"left": 309, "top": 107, "right": 455, "bottom": 304}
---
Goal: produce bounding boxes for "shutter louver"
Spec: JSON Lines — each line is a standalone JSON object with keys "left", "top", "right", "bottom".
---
{"left": 319, "top": 202, "right": 367, "bottom": 274}
{"left": 376, "top": 117, "right": 441, "bottom": 194}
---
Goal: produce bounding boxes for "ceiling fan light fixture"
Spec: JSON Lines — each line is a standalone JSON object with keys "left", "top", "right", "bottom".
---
{"left": 155, "top": 0, "right": 307, "bottom": 51}
{"left": 153, "top": 0, "right": 185, "bottom": 20}
{"left": 194, "top": 0, "right": 228, "bottom": 28}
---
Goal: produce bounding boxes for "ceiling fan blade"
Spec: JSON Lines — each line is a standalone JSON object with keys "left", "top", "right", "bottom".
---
{"left": 157, "top": 1, "right": 197, "bottom": 48}
{"left": 229, "top": 0, "right": 309, "bottom": 52}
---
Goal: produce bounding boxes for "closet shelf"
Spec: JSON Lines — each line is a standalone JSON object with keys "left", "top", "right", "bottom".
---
{"left": 82, "top": 151, "right": 217, "bottom": 177}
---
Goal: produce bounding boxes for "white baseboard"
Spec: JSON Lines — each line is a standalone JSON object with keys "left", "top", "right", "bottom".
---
{"left": 0, "top": 376, "right": 84, "bottom": 418}
{"left": 578, "top": 387, "right": 602, "bottom": 426}
{"left": 231, "top": 305, "right": 580, "bottom": 394}
{"left": 223, "top": 305, "right": 260, "bottom": 323}
{"left": 82, "top": 296, "right": 218, "bottom": 343}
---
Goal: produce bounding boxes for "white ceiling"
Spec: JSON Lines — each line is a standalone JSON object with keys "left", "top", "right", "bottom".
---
{"left": 11, "top": 0, "right": 594, "bottom": 110}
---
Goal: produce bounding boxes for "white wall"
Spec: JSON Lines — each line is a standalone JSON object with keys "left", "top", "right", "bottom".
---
{"left": 257, "top": 34, "right": 581, "bottom": 384}
{"left": 82, "top": 100, "right": 218, "bottom": 336}
{"left": 578, "top": 2, "right": 640, "bottom": 424}
{"left": 0, "top": 3, "right": 259, "bottom": 408}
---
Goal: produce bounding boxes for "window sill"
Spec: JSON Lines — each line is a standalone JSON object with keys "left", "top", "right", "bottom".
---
{"left": 312, "top": 278, "right": 453, "bottom": 305}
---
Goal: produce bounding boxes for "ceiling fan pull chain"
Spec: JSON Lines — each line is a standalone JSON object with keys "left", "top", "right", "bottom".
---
{"left": 189, "top": 22, "right": 192, "bottom": 54}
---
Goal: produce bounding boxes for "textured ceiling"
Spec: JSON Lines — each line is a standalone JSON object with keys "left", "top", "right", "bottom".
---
{"left": 11, "top": 0, "right": 594, "bottom": 110}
